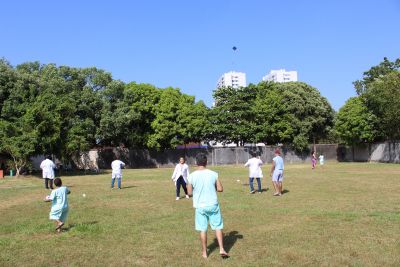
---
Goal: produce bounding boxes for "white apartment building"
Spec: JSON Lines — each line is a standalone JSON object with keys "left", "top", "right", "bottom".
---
{"left": 216, "top": 71, "right": 246, "bottom": 89}
{"left": 262, "top": 69, "right": 298, "bottom": 83}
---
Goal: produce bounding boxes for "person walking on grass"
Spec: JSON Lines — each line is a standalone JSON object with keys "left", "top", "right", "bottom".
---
{"left": 40, "top": 156, "right": 56, "bottom": 190}
{"left": 45, "top": 177, "right": 70, "bottom": 233}
{"left": 244, "top": 153, "right": 263, "bottom": 194}
{"left": 111, "top": 156, "right": 125, "bottom": 189}
{"left": 171, "top": 157, "right": 190, "bottom": 200}
{"left": 270, "top": 149, "right": 284, "bottom": 196}
{"left": 311, "top": 151, "right": 317, "bottom": 169}
{"left": 187, "top": 153, "right": 229, "bottom": 259}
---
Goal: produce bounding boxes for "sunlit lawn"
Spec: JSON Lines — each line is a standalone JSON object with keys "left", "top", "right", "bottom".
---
{"left": 0, "top": 162, "right": 399, "bottom": 266}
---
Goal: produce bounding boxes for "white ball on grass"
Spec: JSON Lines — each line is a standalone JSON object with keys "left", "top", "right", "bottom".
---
{"left": 82, "top": 193, "right": 86, "bottom": 197}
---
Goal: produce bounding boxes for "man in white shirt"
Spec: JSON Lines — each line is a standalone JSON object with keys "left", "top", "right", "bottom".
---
{"left": 244, "top": 153, "right": 263, "bottom": 194}
{"left": 40, "top": 156, "right": 56, "bottom": 189}
{"left": 111, "top": 156, "right": 126, "bottom": 189}
{"left": 171, "top": 157, "right": 190, "bottom": 200}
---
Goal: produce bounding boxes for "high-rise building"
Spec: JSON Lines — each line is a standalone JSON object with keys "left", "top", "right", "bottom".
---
{"left": 262, "top": 69, "right": 298, "bottom": 83}
{"left": 217, "top": 71, "right": 246, "bottom": 89}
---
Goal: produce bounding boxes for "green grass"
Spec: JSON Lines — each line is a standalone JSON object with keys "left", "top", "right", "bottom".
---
{"left": 0, "top": 162, "right": 399, "bottom": 266}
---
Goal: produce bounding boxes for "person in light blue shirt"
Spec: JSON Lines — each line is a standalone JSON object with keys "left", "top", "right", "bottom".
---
{"left": 270, "top": 149, "right": 284, "bottom": 196}
{"left": 45, "top": 177, "right": 70, "bottom": 232}
{"left": 187, "top": 153, "right": 229, "bottom": 259}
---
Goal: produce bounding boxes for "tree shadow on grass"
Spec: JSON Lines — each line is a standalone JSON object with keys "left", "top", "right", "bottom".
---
{"left": 207, "top": 230, "right": 243, "bottom": 256}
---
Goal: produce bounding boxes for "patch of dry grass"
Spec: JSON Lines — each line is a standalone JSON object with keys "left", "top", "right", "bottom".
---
{"left": 0, "top": 162, "right": 399, "bottom": 266}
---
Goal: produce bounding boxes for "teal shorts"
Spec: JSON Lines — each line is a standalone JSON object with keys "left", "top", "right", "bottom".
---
{"left": 195, "top": 204, "right": 223, "bottom": 232}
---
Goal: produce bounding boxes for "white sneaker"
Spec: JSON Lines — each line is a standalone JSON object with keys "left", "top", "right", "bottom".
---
{"left": 185, "top": 195, "right": 190, "bottom": 199}
{"left": 176, "top": 197, "right": 180, "bottom": 200}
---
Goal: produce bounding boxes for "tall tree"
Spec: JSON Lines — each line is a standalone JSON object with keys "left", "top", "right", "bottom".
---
{"left": 335, "top": 97, "right": 380, "bottom": 145}
{"left": 209, "top": 86, "right": 256, "bottom": 146}
{"left": 363, "top": 71, "right": 400, "bottom": 140}
{"left": 353, "top": 57, "right": 400, "bottom": 95}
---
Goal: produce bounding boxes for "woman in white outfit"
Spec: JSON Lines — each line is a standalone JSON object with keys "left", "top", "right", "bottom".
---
{"left": 171, "top": 157, "right": 190, "bottom": 200}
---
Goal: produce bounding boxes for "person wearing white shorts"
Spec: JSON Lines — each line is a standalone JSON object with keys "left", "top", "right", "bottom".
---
{"left": 270, "top": 149, "right": 284, "bottom": 196}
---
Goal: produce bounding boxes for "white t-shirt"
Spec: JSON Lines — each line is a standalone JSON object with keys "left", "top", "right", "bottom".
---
{"left": 111, "top": 160, "right": 125, "bottom": 175}
{"left": 171, "top": 163, "right": 190, "bottom": 183}
{"left": 244, "top": 157, "right": 263, "bottom": 178}
{"left": 40, "top": 159, "right": 56, "bottom": 179}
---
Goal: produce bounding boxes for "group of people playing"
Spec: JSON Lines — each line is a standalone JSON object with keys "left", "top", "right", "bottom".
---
{"left": 243, "top": 149, "right": 284, "bottom": 196}
{"left": 41, "top": 156, "right": 126, "bottom": 233}
{"left": 171, "top": 149, "right": 285, "bottom": 200}
{"left": 40, "top": 149, "right": 287, "bottom": 258}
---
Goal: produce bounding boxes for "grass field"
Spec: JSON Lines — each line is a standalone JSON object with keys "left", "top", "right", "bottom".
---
{"left": 0, "top": 162, "right": 399, "bottom": 267}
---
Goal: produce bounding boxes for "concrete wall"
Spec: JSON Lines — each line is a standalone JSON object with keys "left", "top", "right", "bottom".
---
{"left": 337, "top": 142, "right": 400, "bottom": 163}
{"left": 88, "top": 144, "right": 339, "bottom": 169}
{"left": 31, "top": 142, "right": 399, "bottom": 170}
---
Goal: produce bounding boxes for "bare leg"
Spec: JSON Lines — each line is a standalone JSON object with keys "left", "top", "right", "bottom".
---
{"left": 272, "top": 181, "right": 278, "bottom": 194}
{"left": 215, "top": 230, "right": 228, "bottom": 256}
{"left": 279, "top": 182, "right": 283, "bottom": 194}
{"left": 200, "top": 231, "right": 208, "bottom": 258}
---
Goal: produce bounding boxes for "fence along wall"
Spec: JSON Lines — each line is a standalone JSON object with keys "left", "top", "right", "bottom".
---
{"left": 88, "top": 144, "right": 339, "bottom": 169}
{"left": 30, "top": 142, "right": 399, "bottom": 170}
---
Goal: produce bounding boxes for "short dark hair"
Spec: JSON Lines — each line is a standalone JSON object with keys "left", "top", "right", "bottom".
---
{"left": 195, "top": 153, "right": 208, "bottom": 166}
{"left": 46, "top": 155, "right": 52, "bottom": 160}
{"left": 54, "top": 178, "right": 62, "bottom": 187}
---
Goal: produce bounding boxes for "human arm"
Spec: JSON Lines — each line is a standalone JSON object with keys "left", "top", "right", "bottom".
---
{"left": 216, "top": 179, "right": 223, "bottom": 192}
{"left": 270, "top": 160, "right": 275, "bottom": 176}
{"left": 44, "top": 190, "right": 55, "bottom": 202}
{"left": 171, "top": 165, "right": 178, "bottom": 180}
{"left": 187, "top": 183, "right": 193, "bottom": 196}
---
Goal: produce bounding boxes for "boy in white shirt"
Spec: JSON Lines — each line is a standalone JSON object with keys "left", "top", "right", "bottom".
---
{"left": 111, "top": 156, "right": 126, "bottom": 189}
{"left": 244, "top": 153, "right": 263, "bottom": 194}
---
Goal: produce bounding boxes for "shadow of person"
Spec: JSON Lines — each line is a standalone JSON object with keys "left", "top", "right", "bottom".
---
{"left": 120, "top": 185, "right": 137, "bottom": 189}
{"left": 282, "top": 189, "right": 290, "bottom": 195}
{"left": 207, "top": 230, "right": 244, "bottom": 255}
{"left": 64, "top": 221, "right": 98, "bottom": 231}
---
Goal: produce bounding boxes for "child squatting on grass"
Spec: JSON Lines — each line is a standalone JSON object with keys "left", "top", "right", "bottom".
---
{"left": 44, "top": 177, "right": 70, "bottom": 233}
{"left": 187, "top": 153, "right": 229, "bottom": 259}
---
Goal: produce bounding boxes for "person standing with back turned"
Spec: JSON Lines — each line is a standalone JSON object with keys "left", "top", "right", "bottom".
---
{"left": 244, "top": 153, "right": 263, "bottom": 194}
{"left": 111, "top": 156, "right": 125, "bottom": 189}
{"left": 270, "top": 149, "right": 284, "bottom": 196}
{"left": 187, "top": 153, "right": 229, "bottom": 259}
{"left": 40, "top": 156, "right": 56, "bottom": 190}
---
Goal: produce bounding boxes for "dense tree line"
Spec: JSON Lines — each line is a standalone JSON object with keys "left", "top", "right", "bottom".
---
{"left": 9, "top": 57, "right": 400, "bottom": 174}
{"left": 335, "top": 57, "right": 400, "bottom": 145}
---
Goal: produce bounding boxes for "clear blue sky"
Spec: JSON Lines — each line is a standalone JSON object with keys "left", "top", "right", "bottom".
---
{"left": 1, "top": 0, "right": 399, "bottom": 110}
